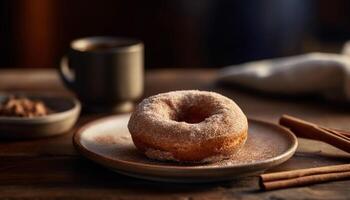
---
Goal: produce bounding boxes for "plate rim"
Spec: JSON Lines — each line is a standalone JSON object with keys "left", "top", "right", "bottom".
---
{"left": 73, "top": 114, "right": 298, "bottom": 172}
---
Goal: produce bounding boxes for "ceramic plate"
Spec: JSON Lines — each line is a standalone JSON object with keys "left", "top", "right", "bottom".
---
{"left": 0, "top": 93, "right": 81, "bottom": 138}
{"left": 74, "top": 114, "right": 297, "bottom": 182}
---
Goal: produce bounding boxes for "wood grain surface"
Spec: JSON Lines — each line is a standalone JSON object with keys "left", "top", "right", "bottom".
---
{"left": 0, "top": 69, "right": 349, "bottom": 199}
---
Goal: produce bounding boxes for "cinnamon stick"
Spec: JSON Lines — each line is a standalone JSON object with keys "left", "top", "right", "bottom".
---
{"left": 279, "top": 115, "right": 350, "bottom": 153}
{"left": 322, "top": 127, "right": 350, "bottom": 139}
{"left": 260, "top": 164, "right": 350, "bottom": 182}
{"left": 333, "top": 130, "right": 350, "bottom": 138}
{"left": 260, "top": 171, "right": 350, "bottom": 191}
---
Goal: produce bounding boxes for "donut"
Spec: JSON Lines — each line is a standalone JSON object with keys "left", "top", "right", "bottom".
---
{"left": 127, "top": 90, "right": 248, "bottom": 163}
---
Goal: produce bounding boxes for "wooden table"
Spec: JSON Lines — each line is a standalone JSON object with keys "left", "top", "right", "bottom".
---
{"left": 0, "top": 69, "right": 349, "bottom": 199}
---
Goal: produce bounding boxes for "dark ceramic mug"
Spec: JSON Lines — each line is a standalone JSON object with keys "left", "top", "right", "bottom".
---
{"left": 58, "top": 36, "right": 144, "bottom": 113}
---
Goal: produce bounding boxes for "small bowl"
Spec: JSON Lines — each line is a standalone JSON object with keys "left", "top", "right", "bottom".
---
{"left": 0, "top": 93, "right": 81, "bottom": 139}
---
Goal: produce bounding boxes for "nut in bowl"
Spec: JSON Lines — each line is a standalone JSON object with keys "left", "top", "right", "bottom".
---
{"left": 0, "top": 93, "right": 81, "bottom": 139}
{"left": 0, "top": 95, "right": 53, "bottom": 117}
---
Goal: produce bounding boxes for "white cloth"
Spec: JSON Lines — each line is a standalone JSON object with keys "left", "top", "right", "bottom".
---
{"left": 218, "top": 44, "right": 350, "bottom": 101}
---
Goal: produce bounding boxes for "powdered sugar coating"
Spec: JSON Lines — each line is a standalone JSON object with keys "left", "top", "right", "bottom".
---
{"left": 128, "top": 90, "right": 248, "bottom": 162}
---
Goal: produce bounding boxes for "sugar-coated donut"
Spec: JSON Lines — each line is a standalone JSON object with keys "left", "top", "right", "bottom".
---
{"left": 127, "top": 90, "right": 248, "bottom": 163}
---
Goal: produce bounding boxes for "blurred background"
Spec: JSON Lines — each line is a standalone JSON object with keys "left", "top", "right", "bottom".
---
{"left": 0, "top": 0, "right": 350, "bottom": 69}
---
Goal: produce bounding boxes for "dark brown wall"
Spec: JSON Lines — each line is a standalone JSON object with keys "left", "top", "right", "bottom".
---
{"left": 1, "top": 0, "right": 350, "bottom": 68}
{"left": 2, "top": 0, "right": 206, "bottom": 68}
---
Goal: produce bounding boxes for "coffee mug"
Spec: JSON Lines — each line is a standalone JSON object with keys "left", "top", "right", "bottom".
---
{"left": 58, "top": 36, "right": 144, "bottom": 112}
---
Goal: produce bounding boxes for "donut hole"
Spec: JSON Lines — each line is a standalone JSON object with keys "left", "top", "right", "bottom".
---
{"left": 158, "top": 94, "right": 217, "bottom": 124}
{"left": 176, "top": 105, "right": 212, "bottom": 124}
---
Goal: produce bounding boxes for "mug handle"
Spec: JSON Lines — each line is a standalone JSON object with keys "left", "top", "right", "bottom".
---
{"left": 58, "top": 56, "right": 76, "bottom": 91}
